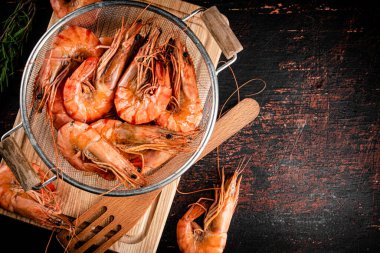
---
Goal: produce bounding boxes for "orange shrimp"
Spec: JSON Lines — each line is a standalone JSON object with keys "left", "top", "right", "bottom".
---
{"left": 57, "top": 121, "right": 146, "bottom": 187}
{"left": 99, "top": 36, "right": 114, "bottom": 47}
{"left": 90, "top": 119, "right": 195, "bottom": 174}
{"left": 62, "top": 56, "right": 99, "bottom": 122}
{"left": 156, "top": 39, "right": 203, "bottom": 132}
{"left": 56, "top": 117, "right": 115, "bottom": 181}
{"left": 90, "top": 119, "right": 194, "bottom": 147}
{"left": 63, "top": 21, "right": 143, "bottom": 123}
{"left": 50, "top": 0, "right": 101, "bottom": 19}
{"left": 115, "top": 27, "right": 172, "bottom": 124}
{"left": 0, "top": 163, "right": 71, "bottom": 229}
{"left": 124, "top": 150, "right": 176, "bottom": 175}
{"left": 177, "top": 169, "right": 242, "bottom": 253}
{"left": 47, "top": 78, "right": 73, "bottom": 130}
{"left": 137, "top": 150, "right": 176, "bottom": 174}
{"left": 36, "top": 26, "right": 102, "bottom": 111}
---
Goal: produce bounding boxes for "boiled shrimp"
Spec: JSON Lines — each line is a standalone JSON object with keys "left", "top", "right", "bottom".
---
{"left": 99, "top": 36, "right": 114, "bottom": 47}
{"left": 177, "top": 169, "right": 242, "bottom": 253}
{"left": 156, "top": 39, "right": 202, "bottom": 132}
{"left": 57, "top": 121, "right": 146, "bottom": 187}
{"left": 123, "top": 150, "right": 177, "bottom": 175}
{"left": 56, "top": 116, "right": 115, "bottom": 181}
{"left": 47, "top": 78, "right": 73, "bottom": 130}
{"left": 50, "top": 0, "right": 101, "bottom": 19}
{"left": 0, "top": 163, "right": 71, "bottom": 229}
{"left": 63, "top": 21, "right": 143, "bottom": 123}
{"left": 91, "top": 119, "right": 195, "bottom": 174}
{"left": 115, "top": 27, "right": 173, "bottom": 124}
{"left": 136, "top": 150, "right": 176, "bottom": 174}
{"left": 62, "top": 56, "right": 99, "bottom": 122}
{"left": 90, "top": 118, "right": 194, "bottom": 148}
{"left": 36, "top": 25, "right": 102, "bottom": 111}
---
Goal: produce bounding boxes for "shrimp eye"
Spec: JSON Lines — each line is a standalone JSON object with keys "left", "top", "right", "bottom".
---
{"left": 183, "top": 52, "right": 189, "bottom": 58}
{"left": 166, "top": 133, "right": 173, "bottom": 139}
{"left": 131, "top": 174, "right": 137, "bottom": 179}
{"left": 137, "top": 167, "right": 142, "bottom": 173}
{"left": 36, "top": 93, "right": 43, "bottom": 100}
{"left": 135, "top": 34, "right": 142, "bottom": 41}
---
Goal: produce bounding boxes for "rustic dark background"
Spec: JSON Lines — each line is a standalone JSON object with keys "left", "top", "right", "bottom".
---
{"left": 1, "top": 0, "right": 380, "bottom": 252}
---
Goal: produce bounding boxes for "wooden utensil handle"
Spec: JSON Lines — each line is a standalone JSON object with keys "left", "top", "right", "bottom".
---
{"left": 198, "top": 98, "right": 260, "bottom": 161}
{"left": 0, "top": 136, "right": 41, "bottom": 191}
{"left": 201, "top": 6, "right": 243, "bottom": 59}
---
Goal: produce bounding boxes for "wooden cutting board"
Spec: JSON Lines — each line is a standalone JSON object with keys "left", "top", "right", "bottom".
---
{"left": 0, "top": 0, "right": 224, "bottom": 252}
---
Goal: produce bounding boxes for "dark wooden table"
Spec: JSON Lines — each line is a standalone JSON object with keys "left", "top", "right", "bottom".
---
{"left": 1, "top": 0, "right": 380, "bottom": 252}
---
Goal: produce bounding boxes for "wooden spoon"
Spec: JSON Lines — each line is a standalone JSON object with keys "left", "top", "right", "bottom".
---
{"left": 56, "top": 98, "right": 260, "bottom": 253}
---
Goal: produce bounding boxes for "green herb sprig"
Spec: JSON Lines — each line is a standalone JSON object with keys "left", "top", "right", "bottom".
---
{"left": 0, "top": 0, "right": 35, "bottom": 93}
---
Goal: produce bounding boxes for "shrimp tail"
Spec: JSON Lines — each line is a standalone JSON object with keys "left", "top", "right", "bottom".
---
{"left": 177, "top": 200, "right": 209, "bottom": 253}
{"left": 183, "top": 199, "right": 209, "bottom": 222}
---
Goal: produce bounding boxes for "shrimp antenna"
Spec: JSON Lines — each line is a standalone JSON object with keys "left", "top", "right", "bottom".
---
{"left": 237, "top": 155, "right": 251, "bottom": 175}
{"left": 176, "top": 187, "right": 220, "bottom": 195}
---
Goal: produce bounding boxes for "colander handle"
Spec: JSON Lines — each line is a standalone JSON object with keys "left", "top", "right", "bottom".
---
{"left": 182, "top": 6, "right": 243, "bottom": 75}
{"left": 0, "top": 124, "right": 41, "bottom": 191}
{"left": 200, "top": 6, "right": 243, "bottom": 58}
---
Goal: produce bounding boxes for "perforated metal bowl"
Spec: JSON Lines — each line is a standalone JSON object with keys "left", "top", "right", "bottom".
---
{"left": 1, "top": 1, "right": 240, "bottom": 196}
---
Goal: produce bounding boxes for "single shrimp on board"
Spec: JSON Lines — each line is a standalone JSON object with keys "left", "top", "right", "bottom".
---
{"left": 177, "top": 169, "right": 242, "bottom": 253}
{"left": 0, "top": 162, "right": 72, "bottom": 229}
{"left": 35, "top": 25, "right": 103, "bottom": 111}
{"left": 57, "top": 121, "right": 146, "bottom": 187}
{"left": 156, "top": 39, "right": 203, "bottom": 132}
{"left": 50, "top": 0, "right": 101, "bottom": 19}
{"left": 63, "top": 21, "right": 143, "bottom": 123}
{"left": 115, "top": 27, "right": 173, "bottom": 124}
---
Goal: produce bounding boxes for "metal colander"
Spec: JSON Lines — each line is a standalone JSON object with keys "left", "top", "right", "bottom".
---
{"left": 2, "top": 1, "right": 241, "bottom": 196}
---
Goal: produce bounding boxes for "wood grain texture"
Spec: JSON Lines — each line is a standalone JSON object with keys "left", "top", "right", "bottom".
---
{"left": 201, "top": 6, "right": 243, "bottom": 59}
{"left": 199, "top": 98, "right": 259, "bottom": 159}
{"left": 0, "top": 137, "right": 41, "bottom": 191}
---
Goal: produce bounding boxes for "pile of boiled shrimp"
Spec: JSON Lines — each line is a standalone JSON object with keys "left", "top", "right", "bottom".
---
{"left": 33, "top": 20, "right": 203, "bottom": 188}
{"left": 0, "top": 2, "right": 244, "bottom": 252}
